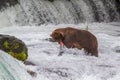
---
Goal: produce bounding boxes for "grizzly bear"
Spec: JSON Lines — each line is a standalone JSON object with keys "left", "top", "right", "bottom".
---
{"left": 50, "top": 27, "right": 98, "bottom": 57}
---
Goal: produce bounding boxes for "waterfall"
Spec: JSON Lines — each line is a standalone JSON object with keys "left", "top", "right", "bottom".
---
{"left": 0, "top": 0, "right": 120, "bottom": 26}
{"left": 0, "top": 51, "right": 31, "bottom": 80}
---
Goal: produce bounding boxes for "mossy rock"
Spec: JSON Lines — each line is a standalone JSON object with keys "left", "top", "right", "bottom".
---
{"left": 0, "top": 34, "right": 28, "bottom": 61}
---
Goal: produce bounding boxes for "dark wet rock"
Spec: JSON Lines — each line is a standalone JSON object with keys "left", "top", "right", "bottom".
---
{"left": 27, "top": 70, "right": 37, "bottom": 77}
{"left": 46, "top": 68, "right": 70, "bottom": 78}
{"left": 0, "top": 34, "right": 28, "bottom": 61}
{"left": 24, "top": 60, "right": 36, "bottom": 66}
{"left": 113, "top": 46, "right": 120, "bottom": 53}
{"left": 0, "top": 0, "right": 18, "bottom": 11}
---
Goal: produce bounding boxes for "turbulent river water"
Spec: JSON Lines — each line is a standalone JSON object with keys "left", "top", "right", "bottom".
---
{"left": 0, "top": 0, "right": 120, "bottom": 80}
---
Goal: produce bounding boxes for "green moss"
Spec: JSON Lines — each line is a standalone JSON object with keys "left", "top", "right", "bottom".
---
{"left": 1, "top": 35, "right": 28, "bottom": 61}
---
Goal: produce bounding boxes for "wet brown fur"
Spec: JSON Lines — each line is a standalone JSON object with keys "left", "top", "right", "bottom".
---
{"left": 50, "top": 27, "right": 98, "bottom": 57}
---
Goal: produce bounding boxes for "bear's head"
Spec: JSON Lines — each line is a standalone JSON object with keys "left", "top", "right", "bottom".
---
{"left": 50, "top": 30, "right": 64, "bottom": 42}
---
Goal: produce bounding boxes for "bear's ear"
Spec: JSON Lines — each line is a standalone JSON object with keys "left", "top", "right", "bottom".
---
{"left": 56, "top": 31, "right": 64, "bottom": 39}
{"left": 59, "top": 32, "right": 64, "bottom": 38}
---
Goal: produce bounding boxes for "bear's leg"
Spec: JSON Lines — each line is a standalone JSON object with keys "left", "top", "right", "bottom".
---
{"left": 90, "top": 49, "right": 98, "bottom": 57}
{"left": 73, "top": 43, "right": 82, "bottom": 49}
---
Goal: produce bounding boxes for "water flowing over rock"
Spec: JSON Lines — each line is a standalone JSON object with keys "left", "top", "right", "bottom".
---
{"left": 0, "top": 0, "right": 120, "bottom": 26}
{"left": 0, "top": 51, "right": 31, "bottom": 80}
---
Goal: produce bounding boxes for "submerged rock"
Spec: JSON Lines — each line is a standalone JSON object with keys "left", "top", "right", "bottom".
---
{"left": 113, "top": 46, "right": 120, "bottom": 53}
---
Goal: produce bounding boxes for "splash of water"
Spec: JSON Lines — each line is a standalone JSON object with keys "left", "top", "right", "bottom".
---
{"left": 0, "top": 0, "right": 120, "bottom": 26}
